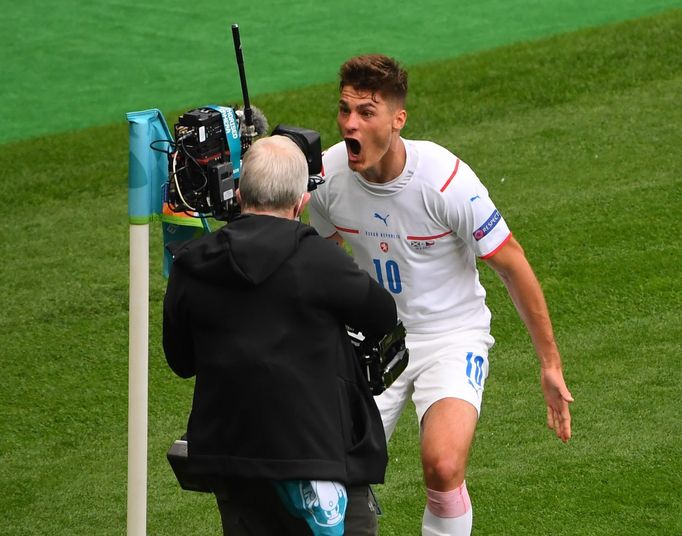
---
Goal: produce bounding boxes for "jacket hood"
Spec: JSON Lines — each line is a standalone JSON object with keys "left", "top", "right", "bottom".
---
{"left": 169, "top": 214, "right": 317, "bottom": 285}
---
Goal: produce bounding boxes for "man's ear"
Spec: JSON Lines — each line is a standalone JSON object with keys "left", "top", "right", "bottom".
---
{"left": 393, "top": 108, "right": 407, "bottom": 131}
{"left": 236, "top": 188, "right": 242, "bottom": 206}
{"left": 296, "top": 192, "right": 311, "bottom": 217}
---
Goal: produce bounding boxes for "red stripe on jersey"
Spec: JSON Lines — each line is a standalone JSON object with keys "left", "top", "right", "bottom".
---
{"left": 479, "top": 232, "right": 512, "bottom": 259}
{"left": 406, "top": 230, "right": 453, "bottom": 240}
{"left": 439, "top": 159, "right": 461, "bottom": 192}
{"left": 335, "top": 225, "right": 359, "bottom": 234}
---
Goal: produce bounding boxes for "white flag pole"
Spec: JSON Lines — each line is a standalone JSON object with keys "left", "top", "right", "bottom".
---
{"left": 126, "top": 108, "right": 174, "bottom": 536}
{"left": 128, "top": 223, "right": 149, "bottom": 536}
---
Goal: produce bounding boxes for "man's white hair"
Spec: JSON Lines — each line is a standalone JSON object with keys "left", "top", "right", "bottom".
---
{"left": 239, "top": 135, "right": 308, "bottom": 210}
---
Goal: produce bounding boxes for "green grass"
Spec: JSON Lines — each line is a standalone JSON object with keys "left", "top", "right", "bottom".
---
{"left": 2, "top": 0, "right": 682, "bottom": 143}
{"left": 1, "top": 9, "right": 681, "bottom": 536}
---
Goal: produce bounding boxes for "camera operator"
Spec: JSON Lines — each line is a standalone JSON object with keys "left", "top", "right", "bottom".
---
{"left": 163, "top": 135, "right": 398, "bottom": 535}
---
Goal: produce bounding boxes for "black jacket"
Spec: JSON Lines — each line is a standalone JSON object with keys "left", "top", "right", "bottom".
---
{"left": 163, "top": 214, "right": 397, "bottom": 485}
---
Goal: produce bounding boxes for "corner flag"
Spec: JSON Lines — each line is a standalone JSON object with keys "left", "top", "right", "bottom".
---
{"left": 125, "top": 108, "right": 210, "bottom": 536}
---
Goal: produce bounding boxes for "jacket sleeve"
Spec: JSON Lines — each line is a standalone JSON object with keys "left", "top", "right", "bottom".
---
{"left": 350, "top": 275, "right": 398, "bottom": 339}
{"left": 317, "top": 241, "right": 398, "bottom": 339}
{"left": 162, "top": 264, "right": 197, "bottom": 378}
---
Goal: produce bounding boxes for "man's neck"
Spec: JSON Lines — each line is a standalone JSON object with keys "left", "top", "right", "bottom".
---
{"left": 361, "top": 137, "right": 406, "bottom": 184}
{"left": 242, "top": 207, "right": 295, "bottom": 220}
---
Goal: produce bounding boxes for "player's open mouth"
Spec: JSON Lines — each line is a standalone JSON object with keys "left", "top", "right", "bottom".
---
{"left": 345, "top": 138, "right": 361, "bottom": 157}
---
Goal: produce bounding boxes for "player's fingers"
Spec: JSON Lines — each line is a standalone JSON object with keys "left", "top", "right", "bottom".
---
{"left": 546, "top": 406, "right": 555, "bottom": 430}
{"left": 547, "top": 404, "right": 571, "bottom": 442}
{"left": 559, "top": 409, "right": 571, "bottom": 443}
{"left": 555, "top": 404, "right": 572, "bottom": 442}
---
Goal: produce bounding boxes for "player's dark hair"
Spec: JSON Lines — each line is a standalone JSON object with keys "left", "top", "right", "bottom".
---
{"left": 339, "top": 54, "right": 408, "bottom": 106}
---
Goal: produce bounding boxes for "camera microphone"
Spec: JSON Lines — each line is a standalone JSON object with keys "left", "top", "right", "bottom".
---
{"left": 236, "top": 105, "right": 269, "bottom": 137}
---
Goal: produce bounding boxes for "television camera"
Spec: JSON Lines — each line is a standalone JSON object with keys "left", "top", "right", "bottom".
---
{"left": 161, "top": 24, "right": 323, "bottom": 222}
{"left": 347, "top": 321, "right": 409, "bottom": 396}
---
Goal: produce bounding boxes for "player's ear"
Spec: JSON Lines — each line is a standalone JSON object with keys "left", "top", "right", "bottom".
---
{"left": 393, "top": 108, "right": 407, "bottom": 131}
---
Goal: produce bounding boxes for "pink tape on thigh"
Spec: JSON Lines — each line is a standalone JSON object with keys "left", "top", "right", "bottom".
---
{"left": 426, "top": 482, "right": 472, "bottom": 518}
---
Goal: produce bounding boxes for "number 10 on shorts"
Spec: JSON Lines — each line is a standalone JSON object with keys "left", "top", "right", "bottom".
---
{"left": 466, "top": 352, "right": 485, "bottom": 389}
{"left": 372, "top": 258, "right": 402, "bottom": 294}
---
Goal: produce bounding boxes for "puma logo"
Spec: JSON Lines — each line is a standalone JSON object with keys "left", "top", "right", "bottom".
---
{"left": 374, "top": 212, "right": 390, "bottom": 226}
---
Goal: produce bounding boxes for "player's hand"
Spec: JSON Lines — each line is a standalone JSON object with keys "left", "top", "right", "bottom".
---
{"left": 540, "top": 367, "right": 574, "bottom": 443}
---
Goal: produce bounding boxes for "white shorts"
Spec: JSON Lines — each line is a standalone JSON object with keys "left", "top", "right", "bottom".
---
{"left": 374, "top": 329, "right": 495, "bottom": 441}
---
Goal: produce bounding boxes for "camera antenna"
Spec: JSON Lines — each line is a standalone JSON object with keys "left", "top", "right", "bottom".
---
{"left": 231, "top": 24, "right": 256, "bottom": 147}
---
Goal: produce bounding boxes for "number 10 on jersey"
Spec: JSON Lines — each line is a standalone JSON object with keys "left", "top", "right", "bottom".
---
{"left": 372, "top": 258, "right": 402, "bottom": 294}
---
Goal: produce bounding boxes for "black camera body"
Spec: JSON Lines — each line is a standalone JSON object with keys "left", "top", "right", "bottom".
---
{"left": 168, "top": 107, "right": 238, "bottom": 222}
{"left": 347, "top": 321, "right": 410, "bottom": 396}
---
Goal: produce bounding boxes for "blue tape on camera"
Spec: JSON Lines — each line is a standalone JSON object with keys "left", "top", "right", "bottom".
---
{"left": 206, "top": 105, "right": 241, "bottom": 178}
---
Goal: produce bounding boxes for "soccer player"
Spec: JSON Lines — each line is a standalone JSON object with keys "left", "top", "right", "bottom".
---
{"left": 308, "top": 54, "right": 574, "bottom": 536}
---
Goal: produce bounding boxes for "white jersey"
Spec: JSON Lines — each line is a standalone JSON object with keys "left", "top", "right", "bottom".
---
{"left": 308, "top": 138, "right": 512, "bottom": 335}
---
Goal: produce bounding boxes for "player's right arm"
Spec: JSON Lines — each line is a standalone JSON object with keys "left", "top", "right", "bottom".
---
{"left": 307, "top": 170, "right": 346, "bottom": 247}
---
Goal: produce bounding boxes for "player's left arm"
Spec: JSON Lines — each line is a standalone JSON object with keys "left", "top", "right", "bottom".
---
{"left": 482, "top": 236, "right": 574, "bottom": 443}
